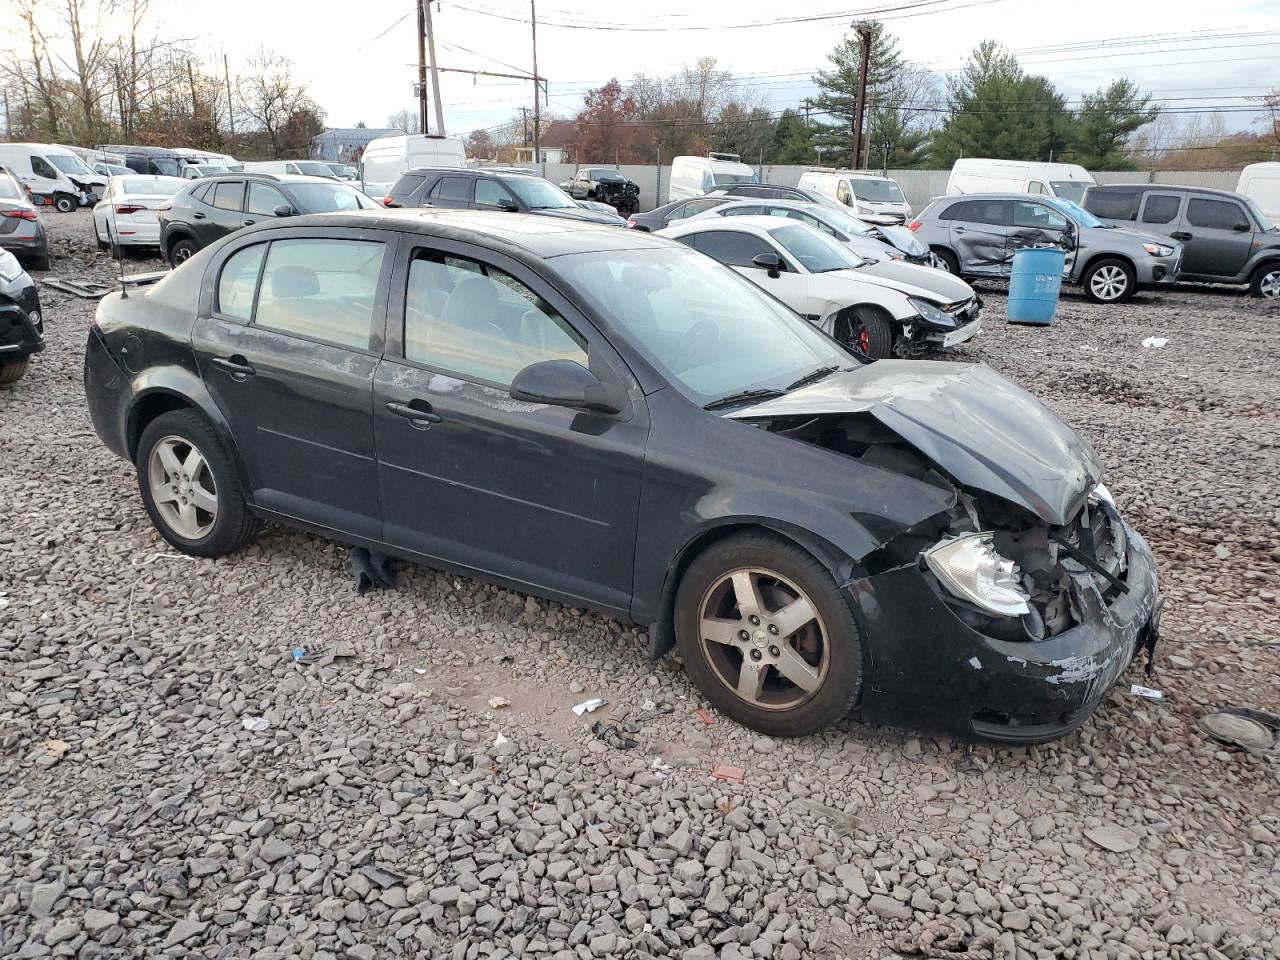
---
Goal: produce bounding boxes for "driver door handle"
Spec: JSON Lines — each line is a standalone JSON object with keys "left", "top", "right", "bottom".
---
{"left": 953, "top": 226, "right": 966, "bottom": 234}
{"left": 1171, "top": 231, "right": 1192, "bottom": 241}
{"left": 192, "top": 212, "right": 206, "bottom": 220}
{"left": 386, "top": 400, "right": 442, "bottom": 425}
{"left": 211, "top": 355, "right": 255, "bottom": 379}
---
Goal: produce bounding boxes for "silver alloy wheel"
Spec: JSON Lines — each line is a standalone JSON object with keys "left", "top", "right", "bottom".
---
{"left": 172, "top": 244, "right": 193, "bottom": 264}
{"left": 697, "top": 567, "right": 830, "bottom": 711}
{"left": 1260, "top": 268, "right": 1280, "bottom": 299}
{"left": 1089, "top": 264, "right": 1129, "bottom": 301}
{"left": 148, "top": 435, "right": 218, "bottom": 540}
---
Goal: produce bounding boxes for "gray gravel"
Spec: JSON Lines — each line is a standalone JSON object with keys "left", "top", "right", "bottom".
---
{"left": 1, "top": 210, "right": 1278, "bottom": 960}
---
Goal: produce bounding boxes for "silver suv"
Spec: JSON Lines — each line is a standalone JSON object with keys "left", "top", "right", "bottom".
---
{"left": 911, "top": 194, "right": 1182, "bottom": 303}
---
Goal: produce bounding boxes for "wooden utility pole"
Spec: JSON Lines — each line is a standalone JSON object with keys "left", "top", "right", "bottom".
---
{"left": 423, "top": 0, "right": 446, "bottom": 135}
{"left": 416, "top": 0, "right": 428, "bottom": 133}
{"left": 531, "top": 0, "right": 541, "bottom": 168}
{"left": 851, "top": 24, "right": 872, "bottom": 170}
{"left": 224, "top": 53, "right": 235, "bottom": 138}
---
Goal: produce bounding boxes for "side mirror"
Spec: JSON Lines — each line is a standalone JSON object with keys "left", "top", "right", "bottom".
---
{"left": 1233, "top": 220, "right": 1251, "bottom": 232}
{"left": 273, "top": 204, "right": 295, "bottom": 217}
{"left": 752, "top": 252, "right": 783, "bottom": 278}
{"left": 510, "top": 359, "right": 624, "bottom": 415}
{"left": 495, "top": 197, "right": 519, "bottom": 212}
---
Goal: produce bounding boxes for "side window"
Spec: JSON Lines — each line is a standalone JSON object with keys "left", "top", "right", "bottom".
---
{"left": 691, "top": 230, "right": 775, "bottom": 267}
{"left": 216, "top": 244, "right": 266, "bottom": 321}
{"left": 968, "top": 200, "right": 1008, "bottom": 226}
{"left": 429, "top": 176, "right": 472, "bottom": 201}
{"left": 836, "top": 180, "right": 851, "bottom": 205}
{"left": 722, "top": 206, "right": 762, "bottom": 217}
{"left": 191, "top": 182, "right": 213, "bottom": 203}
{"left": 474, "top": 179, "right": 513, "bottom": 207}
{"left": 1187, "top": 197, "right": 1246, "bottom": 230}
{"left": 285, "top": 163, "right": 300, "bottom": 174}
{"left": 671, "top": 199, "right": 719, "bottom": 220}
{"left": 254, "top": 239, "right": 385, "bottom": 350}
{"left": 1141, "top": 194, "right": 1181, "bottom": 225}
{"left": 247, "top": 182, "right": 288, "bottom": 216}
{"left": 938, "top": 201, "right": 965, "bottom": 221}
{"left": 212, "top": 180, "right": 244, "bottom": 211}
{"left": 1028, "top": 181, "right": 1047, "bottom": 195}
{"left": 1012, "top": 201, "right": 1067, "bottom": 230}
{"left": 403, "top": 251, "right": 587, "bottom": 387}
{"left": 1087, "top": 191, "right": 1139, "bottom": 221}
{"left": 31, "top": 155, "right": 57, "bottom": 179}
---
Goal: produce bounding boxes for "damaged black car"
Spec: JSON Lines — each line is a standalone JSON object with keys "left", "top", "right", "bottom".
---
{"left": 561, "top": 168, "right": 641, "bottom": 216}
{"left": 82, "top": 211, "right": 1160, "bottom": 743}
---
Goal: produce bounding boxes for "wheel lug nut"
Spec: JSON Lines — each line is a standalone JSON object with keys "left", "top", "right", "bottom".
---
{"left": 768, "top": 624, "right": 779, "bottom": 635}
{"left": 769, "top": 645, "right": 781, "bottom": 657}
{"left": 749, "top": 649, "right": 763, "bottom": 661}
{"left": 748, "top": 615, "right": 760, "bottom": 626}
{"left": 738, "top": 630, "right": 749, "bottom": 641}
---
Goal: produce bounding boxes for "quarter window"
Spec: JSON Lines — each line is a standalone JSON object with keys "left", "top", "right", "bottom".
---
{"left": 1186, "top": 197, "right": 1246, "bottom": 230}
{"left": 253, "top": 239, "right": 385, "bottom": 350}
{"left": 191, "top": 182, "right": 213, "bottom": 203}
{"left": 212, "top": 181, "right": 244, "bottom": 211}
{"left": 216, "top": 245, "right": 265, "bottom": 321}
{"left": 429, "top": 176, "right": 472, "bottom": 202}
{"left": 1141, "top": 195, "right": 1180, "bottom": 225}
{"left": 247, "top": 182, "right": 288, "bottom": 216}
{"left": 404, "top": 251, "right": 586, "bottom": 387}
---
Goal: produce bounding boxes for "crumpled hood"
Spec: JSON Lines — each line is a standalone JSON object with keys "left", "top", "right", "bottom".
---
{"left": 729, "top": 361, "right": 1101, "bottom": 525}
{"left": 858, "top": 260, "right": 976, "bottom": 304}
{"left": 875, "top": 224, "right": 928, "bottom": 257}
{"left": 534, "top": 206, "right": 623, "bottom": 225}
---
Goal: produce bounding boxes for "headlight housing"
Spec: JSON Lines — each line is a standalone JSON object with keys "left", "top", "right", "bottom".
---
{"left": 1143, "top": 242, "right": 1174, "bottom": 257}
{"left": 1089, "top": 482, "right": 1115, "bottom": 507}
{"left": 925, "top": 533, "right": 1031, "bottom": 616}
{"left": 907, "top": 296, "right": 958, "bottom": 330}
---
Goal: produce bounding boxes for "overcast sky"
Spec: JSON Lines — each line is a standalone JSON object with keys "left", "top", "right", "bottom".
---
{"left": 173, "top": 0, "right": 1280, "bottom": 140}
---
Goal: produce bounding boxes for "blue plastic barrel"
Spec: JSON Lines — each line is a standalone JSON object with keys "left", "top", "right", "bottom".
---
{"left": 1007, "top": 248, "right": 1066, "bottom": 325}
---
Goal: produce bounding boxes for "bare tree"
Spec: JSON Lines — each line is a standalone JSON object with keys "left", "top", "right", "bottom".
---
{"left": 238, "top": 51, "right": 317, "bottom": 158}
{"left": 386, "top": 108, "right": 419, "bottom": 134}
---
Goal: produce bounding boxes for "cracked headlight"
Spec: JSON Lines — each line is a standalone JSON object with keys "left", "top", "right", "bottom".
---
{"left": 907, "top": 296, "right": 958, "bottom": 329}
{"left": 1143, "top": 242, "right": 1174, "bottom": 257}
{"left": 925, "top": 533, "right": 1030, "bottom": 616}
{"left": 1089, "top": 482, "right": 1115, "bottom": 507}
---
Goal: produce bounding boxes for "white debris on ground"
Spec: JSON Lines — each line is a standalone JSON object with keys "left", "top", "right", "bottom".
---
{"left": 1, "top": 211, "right": 1278, "bottom": 960}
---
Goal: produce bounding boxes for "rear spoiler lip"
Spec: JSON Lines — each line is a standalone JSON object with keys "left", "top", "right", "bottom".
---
{"left": 122, "top": 270, "right": 167, "bottom": 287}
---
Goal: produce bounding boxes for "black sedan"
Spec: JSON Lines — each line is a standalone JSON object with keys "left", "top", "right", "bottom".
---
{"left": 158, "top": 173, "right": 377, "bottom": 266}
{"left": 83, "top": 211, "right": 1161, "bottom": 742}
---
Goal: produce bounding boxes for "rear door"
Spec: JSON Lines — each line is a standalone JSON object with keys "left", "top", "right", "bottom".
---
{"left": 425, "top": 174, "right": 474, "bottom": 210}
{"left": 206, "top": 179, "right": 247, "bottom": 242}
{"left": 1176, "top": 194, "right": 1254, "bottom": 278}
{"left": 947, "top": 199, "right": 1010, "bottom": 276}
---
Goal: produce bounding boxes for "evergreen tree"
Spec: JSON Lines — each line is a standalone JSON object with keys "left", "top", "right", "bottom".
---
{"left": 810, "top": 20, "right": 905, "bottom": 167}
{"left": 1069, "top": 79, "right": 1159, "bottom": 169}
{"left": 767, "top": 109, "right": 816, "bottom": 164}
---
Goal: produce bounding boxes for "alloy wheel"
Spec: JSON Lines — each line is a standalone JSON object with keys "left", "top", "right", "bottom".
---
{"left": 172, "top": 244, "right": 194, "bottom": 264}
{"left": 148, "top": 435, "right": 218, "bottom": 540}
{"left": 1260, "top": 269, "right": 1280, "bottom": 299}
{"left": 1090, "top": 265, "right": 1128, "bottom": 301}
{"left": 697, "top": 567, "right": 830, "bottom": 711}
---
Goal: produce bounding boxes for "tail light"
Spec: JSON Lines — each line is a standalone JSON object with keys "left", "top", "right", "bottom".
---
{"left": 2, "top": 209, "right": 37, "bottom": 221}
{"left": 907, "top": 219, "right": 921, "bottom": 232}
{"left": 157, "top": 203, "right": 171, "bottom": 213}
{"left": 382, "top": 196, "right": 399, "bottom": 208}
{"left": 115, "top": 204, "right": 143, "bottom": 214}
{"left": 625, "top": 217, "right": 636, "bottom": 228}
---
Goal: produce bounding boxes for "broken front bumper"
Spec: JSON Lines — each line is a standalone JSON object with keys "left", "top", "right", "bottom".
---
{"left": 850, "top": 521, "right": 1161, "bottom": 744}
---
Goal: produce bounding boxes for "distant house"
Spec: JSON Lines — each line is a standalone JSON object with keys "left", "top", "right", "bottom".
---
{"left": 311, "top": 127, "right": 400, "bottom": 163}
{"left": 510, "top": 119, "right": 574, "bottom": 165}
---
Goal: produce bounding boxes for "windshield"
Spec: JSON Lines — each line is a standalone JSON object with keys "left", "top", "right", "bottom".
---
{"left": 769, "top": 224, "right": 862, "bottom": 273}
{"left": 810, "top": 207, "right": 875, "bottom": 236}
{"left": 592, "top": 170, "right": 624, "bottom": 181}
{"left": 289, "top": 183, "right": 378, "bottom": 212}
{"left": 505, "top": 177, "right": 577, "bottom": 210}
{"left": 197, "top": 165, "right": 229, "bottom": 175}
{"left": 1050, "top": 181, "right": 1090, "bottom": 205}
{"left": 850, "top": 178, "right": 904, "bottom": 203}
{"left": 48, "top": 153, "right": 96, "bottom": 176}
{"left": 713, "top": 172, "right": 758, "bottom": 187}
{"left": 290, "top": 161, "right": 337, "bottom": 178}
{"left": 1244, "top": 198, "right": 1275, "bottom": 231}
{"left": 1044, "top": 197, "right": 1099, "bottom": 227}
{"left": 557, "top": 246, "right": 849, "bottom": 404}
{"left": 121, "top": 178, "right": 183, "bottom": 196}
{"left": 326, "top": 163, "right": 353, "bottom": 177}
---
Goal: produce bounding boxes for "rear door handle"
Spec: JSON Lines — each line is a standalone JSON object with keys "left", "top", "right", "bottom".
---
{"left": 192, "top": 212, "right": 206, "bottom": 220}
{"left": 1171, "top": 231, "right": 1192, "bottom": 241}
{"left": 386, "top": 400, "right": 442, "bottom": 426}
{"left": 953, "top": 226, "right": 966, "bottom": 234}
{"left": 211, "top": 355, "right": 255, "bottom": 379}
{"left": 242, "top": 218, "right": 257, "bottom": 226}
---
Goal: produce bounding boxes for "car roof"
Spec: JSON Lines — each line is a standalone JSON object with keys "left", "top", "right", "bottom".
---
{"left": 932, "top": 193, "right": 1066, "bottom": 202}
{"left": 1089, "top": 182, "right": 1241, "bottom": 200}
{"left": 195, "top": 173, "right": 340, "bottom": 184}
{"left": 664, "top": 215, "right": 786, "bottom": 236}
{"left": 714, "top": 198, "right": 822, "bottom": 213}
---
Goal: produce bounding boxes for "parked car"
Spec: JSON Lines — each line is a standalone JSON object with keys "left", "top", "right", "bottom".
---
{"left": 181, "top": 163, "right": 231, "bottom": 179}
{"left": 560, "top": 168, "right": 641, "bottom": 215}
{"left": 383, "top": 168, "right": 623, "bottom": 225}
{"left": 0, "top": 167, "right": 49, "bottom": 270}
{"left": 96, "top": 145, "right": 186, "bottom": 177}
{"left": 660, "top": 216, "right": 982, "bottom": 359}
{"left": 0, "top": 249, "right": 43, "bottom": 383}
{"left": 669, "top": 153, "right": 758, "bottom": 201}
{"left": 158, "top": 174, "right": 378, "bottom": 265}
{"left": 1082, "top": 184, "right": 1279, "bottom": 300}
{"left": 241, "top": 160, "right": 340, "bottom": 179}
{"left": 1236, "top": 162, "right": 1280, "bottom": 224}
{"left": 710, "top": 183, "right": 836, "bottom": 205}
{"left": 911, "top": 194, "right": 1181, "bottom": 303}
{"left": 82, "top": 210, "right": 1161, "bottom": 742}
{"left": 0, "top": 142, "right": 106, "bottom": 211}
{"left": 796, "top": 170, "right": 911, "bottom": 224}
{"left": 946, "top": 159, "right": 1095, "bottom": 204}
{"left": 93, "top": 176, "right": 186, "bottom": 255}
{"left": 626, "top": 196, "right": 733, "bottom": 232}
{"left": 690, "top": 198, "right": 937, "bottom": 267}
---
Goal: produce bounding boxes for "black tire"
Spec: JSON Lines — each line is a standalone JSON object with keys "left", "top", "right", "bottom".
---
{"left": 934, "top": 248, "right": 960, "bottom": 276}
{"left": 1083, "top": 257, "right": 1135, "bottom": 304}
{"left": 135, "top": 409, "right": 261, "bottom": 558}
{"left": 168, "top": 237, "right": 199, "bottom": 267}
{"left": 674, "top": 532, "right": 864, "bottom": 737}
{"left": 845, "top": 306, "right": 896, "bottom": 361}
{"left": 94, "top": 220, "right": 108, "bottom": 251}
{"left": 0, "top": 359, "right": 30, "bottom": 384}
{"left": 27, "top": 253, "right": 50, "bottom": 272}
{"left": 53, "top": 194, "right": 76, "bottom": 213}
{"left": 1249, "top": 262, "right": 1280, "bottom": 300}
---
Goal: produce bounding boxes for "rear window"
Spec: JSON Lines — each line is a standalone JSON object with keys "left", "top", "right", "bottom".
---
{"left": 120, "top": 178, "right": 183, "bottom": 196}
{"left": 211, "top": 181, "right": 244, "bottom": 211}
{"left": 1084, "top": 190, "right": 1139, "bottom": 221}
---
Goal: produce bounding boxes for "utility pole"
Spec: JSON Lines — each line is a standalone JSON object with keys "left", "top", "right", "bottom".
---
{"left": 520, "top": 106, "right": 529, "bottom": 147}
{"left": 862, "top": 96, "right": 874, "bottom": 170}
{"left": 224, "top": 53, "right": 235, "bottom": 138}
{"left": 423, "top": 0, "right": 445, "bottom": 135}
{"left": 531, "top": 0, "right": 541, "bottom": 169}
{"left": 851, "top": 24, "right": 872, "bottom": 170}
{"left": 416, "top": 0, "right": 428, "bottom": 133}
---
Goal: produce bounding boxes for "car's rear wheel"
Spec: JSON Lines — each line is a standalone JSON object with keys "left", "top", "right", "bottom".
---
{"left": 674, "top": 533, "right": 863, "bottom": 737}
{"left": 168, "top": 238, "right": 199, "bottom": 266}
{"left": 136, "top": 410, "right": 261, "bottom": 557}
{"left": 1250, "top": 262, "right": 1280, "bottom": 299}
{"left": 0, "top": 359, "right": 30, "bottom": 384}
{"left": 28, "top": 253, "right": 49, "bottom": 272}
{"left": 1083, "top": 258, "right": 1135, "bottom": 303}
{"left": 934, "top": 248, "right": 960, "bottom": 275}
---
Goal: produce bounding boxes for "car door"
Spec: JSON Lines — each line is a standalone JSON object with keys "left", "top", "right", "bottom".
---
{"left": 1136, "top": 191, "right": 1182, "bottom": 241}
{"left": 571, "top": 171, "right": 590, "bottom": 198}
{"left": 685, "top": 229, "right": 813, "bottom": 316}
{"left": 191, "top": 230, "right": 394, "bottom": 539}
{"left": 244, "top": 181, "right": 290, "bottom": 228}
{"left": 947, "top": 199, "right": 1010, "bottom": 276}
{"left": 425, "top": 174, "right": 474, "bottom": 210}
{"left": 206, "top": 179, "right": 247, "bottom": 243}
{"left": 373, "top": 238, "right": 649, "bottom": 613}
{"left": 1176, "top": 194, "right": 1254, "bottom": 278}
{"left": 1008, "top": 199, "right": 1073, "bottom": 274}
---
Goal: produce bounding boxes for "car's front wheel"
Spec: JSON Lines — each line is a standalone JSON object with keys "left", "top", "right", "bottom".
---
{"left": 0, "top": 359, "right": 30, "bottom": 384}
{"left": 53, "top": 193, "right": 77, "bottom": 213}
{"left": 1083, "top": 258, "right": 1135, "bottom": 303}
{"left": 136, "top": 410, "right": 261, "bottom": 557}
{"left": 840, "top": 306, "right": 895, "bottom": 361}
{"left": 1250, "top": 262, "right": 1280, "bottom": 299}
{"left": 674, "top": 532, "right": 864, "bottom": 737}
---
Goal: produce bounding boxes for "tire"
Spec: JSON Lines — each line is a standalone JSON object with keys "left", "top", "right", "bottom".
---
{"left": 1083, "top": 257, "right": 1135, "bottom": 303}
{"left": 135, "top": 409, "right": 261, "bottom": 557}
{"left": 1249, "top": 262, "right": 1280, "bottom": 300}
{"left": 0, "top": 359, "right": 30, "bottom": 384}
{"left": 53, "top": 194, "right": 76, "bottom": 213}
{"left": 168, "top": 237, "right": 199, "bottom": 267}
{"left": 94, "top": 220, "right": 108, "bottom": 251}
{"left": 933, "top": 248, "right": 960, "bottom": 276}
{"left": 674, "top": 532, "right": 864, "bottom": 737}
{"left": 844, "top": 306, "right": 896, "bottom": 361}
{"left": 27, "top": 253, "right": 50, "bottom": 272}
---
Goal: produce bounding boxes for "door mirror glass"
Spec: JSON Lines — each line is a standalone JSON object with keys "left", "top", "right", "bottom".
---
{"left": 752, "top": 252, "right": 783, "bottom": 278}
{"left": 510, "top": 359, "right": 623, "bottom": 414}
{"left": 273, "top": 203, "right": 294, "bottom": 217}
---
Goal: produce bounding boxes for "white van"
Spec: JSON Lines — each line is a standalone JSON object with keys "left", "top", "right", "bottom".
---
{"left": 241, "top": 160, "right": 340, "bottom": 179}
{"left": 358, "top": 134, "right": 467, "bottom": 196}
{"left": 0, "top": 142, "right": 107, "bottom": 210}
{"left": 946, "top": 159, "right": 1095, "bottom": 205}
{"left": 796, "top": 169, "right": 912, "bottom": 224}
{"left": 668, "top": 153, "right": 759, "bottom": 202}
{"left": 1236, "top": 162, "right": 1280, "bottom": 223}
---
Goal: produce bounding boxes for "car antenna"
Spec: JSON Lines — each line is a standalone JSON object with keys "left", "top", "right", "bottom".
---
{"left": 109, "top": 183, "right": 127, "bottom": 298}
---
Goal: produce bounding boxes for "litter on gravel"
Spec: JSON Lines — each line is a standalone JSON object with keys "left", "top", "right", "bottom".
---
{"left": 571, "top": 697, "right": 607, "bottom": 716}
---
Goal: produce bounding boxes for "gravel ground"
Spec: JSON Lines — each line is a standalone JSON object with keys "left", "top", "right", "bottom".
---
{"left": 2, "top": 210, "right": 1278, "bottom": 960}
